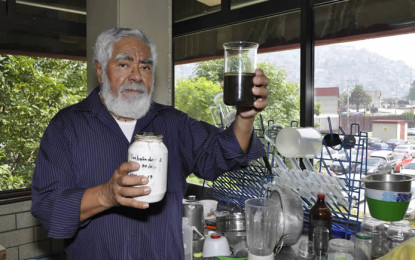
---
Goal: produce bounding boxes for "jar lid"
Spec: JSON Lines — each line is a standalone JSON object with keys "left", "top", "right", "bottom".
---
{"left": 356, "top": 232, "right": 372, "bottom": 240}
{"left": 317, "top": 194, "right": 325, "bottom": 199}
{"left": 211, "top": 233, "right": 222, "bottom": 239}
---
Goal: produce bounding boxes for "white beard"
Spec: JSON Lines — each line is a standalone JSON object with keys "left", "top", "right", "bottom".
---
{"left": 100, "top": 74, "right": 153, "bottom": 120}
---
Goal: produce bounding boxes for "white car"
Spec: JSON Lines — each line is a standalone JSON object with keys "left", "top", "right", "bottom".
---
{"left": 393, "top": 144, "right": 415, "bottom": 158}
{"left": 401, "top": 161, "right": 415, "bottom": 194}
{"left": 408, "top": 128, "right": 415, "bottom": 135}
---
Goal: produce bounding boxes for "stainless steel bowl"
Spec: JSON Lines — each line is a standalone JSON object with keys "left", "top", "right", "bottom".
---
{"left": 269, "top": 186, "right": 304, "bottom": 246}
{"left": 361, "top": 174, "right": 413, "bottom": 192}
{"left": 216, "top": 212, "right": 245, "bottom": 233}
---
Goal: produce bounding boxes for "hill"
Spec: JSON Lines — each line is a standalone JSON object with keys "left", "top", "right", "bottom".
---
{"left": 259, "top": 45, "right": 414, "bottom": 98}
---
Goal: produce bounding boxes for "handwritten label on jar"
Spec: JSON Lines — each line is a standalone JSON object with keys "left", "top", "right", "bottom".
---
{"left": 128, "top": 133, "right": 168, "bottom": 203}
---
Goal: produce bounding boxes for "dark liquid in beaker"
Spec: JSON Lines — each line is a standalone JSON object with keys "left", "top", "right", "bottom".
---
{"left": 223, "top": 72, "right": 255, "bottom": 107}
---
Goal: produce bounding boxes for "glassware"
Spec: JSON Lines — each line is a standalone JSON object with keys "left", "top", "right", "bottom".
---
{"left": 223, "top": 41, "right": 258, "bottom": 107}
{"left": 245, "top": 198, "right": 281, "bottom": 259}
{"left": 371, "top": 224, "right": 389, "bottom": 259}
{"left": 386, "top": 220, "right": 412, "bottom": 251}
{"left": 128, "top": 132, "right": 168, "bottom": 203}
{"left": 360, "top": 214, "right": 388, "bottom": 258}
{"left": 352, "top": 232, "right": 372, "bottom": 260}
{"left": 297, "top": 239, "right": 314, "bottom": 260}
{"left": 313, "top": 227, "right": 330, "bottom": 259}
{"left": 308, "top": 193, "right": 332, "bottom": 241}
{"left": 327, "top": 239, "right": 354, "bottom": 260}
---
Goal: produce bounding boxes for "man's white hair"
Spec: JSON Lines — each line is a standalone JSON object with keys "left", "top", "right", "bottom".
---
{"left": 93, "top": 27, "right": 157, "bottom": 77}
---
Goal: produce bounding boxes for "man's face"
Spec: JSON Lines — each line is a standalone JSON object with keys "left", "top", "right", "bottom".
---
{"left": 96, "top": 36, "right": 154, "bottom": 120}
{"left": 100, "top": 37, "right": 153, "bottom": 98}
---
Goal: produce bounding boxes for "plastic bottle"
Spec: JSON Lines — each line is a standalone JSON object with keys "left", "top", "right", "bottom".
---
{"left": 182, "top": 217, "right": 193, "bottom": 260}
{"left": 308, "top": 193, "right": 332, "bottom": 241}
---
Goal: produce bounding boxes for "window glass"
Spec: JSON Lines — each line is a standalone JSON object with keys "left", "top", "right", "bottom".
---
{"left": 314, "top": 34, "right": 415, "bottom": 137}
{"left": 174, "top": 0, "right": 221, "bottom": 22}
{"left": 174, "top": 12, "right": 301, "bottom": 184}
{"left": 14, "top": 0, "right": 86, "bottom": 22}
{"left": 0, "top": 55, "right": 86, "bottom": 191}
{"left": 230, "top": 0, "right": 269, "bottom": 10}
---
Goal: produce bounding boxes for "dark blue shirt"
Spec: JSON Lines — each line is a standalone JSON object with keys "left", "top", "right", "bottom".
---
{"left": 31, "top": 87, "right": 266, "bottom": 260}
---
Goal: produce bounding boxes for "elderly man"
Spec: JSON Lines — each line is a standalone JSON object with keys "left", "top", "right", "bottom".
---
{"left": 31, "top": 27, "right": 269, "bottom": 259}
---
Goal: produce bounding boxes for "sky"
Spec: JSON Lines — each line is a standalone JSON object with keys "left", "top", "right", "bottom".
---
{"left": 345, "top": 33, "right": 415, "bottom": 69}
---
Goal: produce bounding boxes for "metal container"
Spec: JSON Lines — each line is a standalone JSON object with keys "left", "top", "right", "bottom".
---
{"left": 269, "top": 186, "right": 304, "bottom": 246}
{"left": 216, "top": 211, "right": 247, "bottom": 257}
{"left": 182, "top": 196, "right": 205, "bottom": 252}
{"left": 216, "top": 211, "right": 245, "bottom": 233}
{"left": 361, "top": 174, "right": 413, "bottom": 192}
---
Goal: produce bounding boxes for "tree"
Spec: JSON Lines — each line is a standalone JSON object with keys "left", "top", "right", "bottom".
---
{"left": 315, "top": 103, "right": 322, "bottom": 116}
{"left": 188, "top": 59, "right": 300, "bottom": 128}
{"left": 0, "top": 55, "right": 87, "bottom": 190}
{"left": 408, "top": 80, "right": 415, "bottom": 101}
{"left": 349, "top": 84, "right": 372, "bottom": 112}
{"left": 175, "top": 77, "right": 222, "bottom": 125}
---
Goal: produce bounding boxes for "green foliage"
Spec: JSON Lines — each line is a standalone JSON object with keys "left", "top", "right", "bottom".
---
{"left": 349, "top": 84, "right": 372, "bottom": 112}
{"left": 256, "top": 63, "right": 300, "bottom": 127}
{"left": 182, "top": 60, "right": 301, "bottom": 128}
{"left": 408, "top": 80, "right": 415, "bottom": 101}
{"left": 177, "top": 59, "right": 300, "bottom": 184}
{"left": 175, "top": 77, "right": 222, "bottom": 125}
{"left": 0, "top": 54, "right": 87, "bottom": 191}
{"left": 314, "top": 103, "right": 322, "bottom": 116}
{"left": 402, "top": 112, "right": 414, "bottom": 121}
{"left": 193, "top": 59, "right": 224, "bottom": 83}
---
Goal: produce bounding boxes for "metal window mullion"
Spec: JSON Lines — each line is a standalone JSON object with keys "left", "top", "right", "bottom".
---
{"left": 300, "top": 0, "right": 315, "bottom": 127}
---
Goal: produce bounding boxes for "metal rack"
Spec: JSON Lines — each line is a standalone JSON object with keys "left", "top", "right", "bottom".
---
{"left": 206, "top": 114, "right": 368, "bottom": 238}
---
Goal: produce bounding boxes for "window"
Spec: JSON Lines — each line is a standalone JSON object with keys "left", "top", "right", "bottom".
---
{"left": 174, "top": 3, "right": 301, "bottom": 184}
{"left": 0, "top": 0, "right": 86, "bottom": 194}
{"left": 0, "top": 54, "right": 87, "bottom": 191}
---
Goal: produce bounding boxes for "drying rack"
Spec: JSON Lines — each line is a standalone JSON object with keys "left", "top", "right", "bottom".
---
{"left": 205, "top": 110, "right": 368, "bottom": 238}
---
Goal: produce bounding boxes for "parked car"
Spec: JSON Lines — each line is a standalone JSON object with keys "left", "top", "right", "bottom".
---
{"left": 368, "top": 137, "right": 382, "bottom": 149}
{"left": 329, "top": 155, "right": 358, "bottom": 175}
{"left": 369, "top": 142, "right": 392, "bottom": 151}
{"left": 359, "top": 157, "right": 391, "bottom": 175}
{"left": 369, "top": 151, "right": 397, "bottom": 174}
{"left": 408, "top": 128, "right": 415, "bottom": 135}
{"left": 386, "top": 139, "right": 406, "bottom": 150}
{"left": 317, "top": 147, "right": 339, "bottom": 166}
{"left": 393, "top": 152, "right": 413, "bottom": 172}
{"left": 393, "top": 144, "right": 415, "bottom": 158}
{"left": 400, "top": 161, "right": 415, "bottom": 193}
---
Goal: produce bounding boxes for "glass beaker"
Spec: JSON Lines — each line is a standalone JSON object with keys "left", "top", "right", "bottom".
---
{"left": 223, "top": 41, "right": 258, "bottom": 107}
{"left": 245, "top": 198, "right": 281, "bottom": 258}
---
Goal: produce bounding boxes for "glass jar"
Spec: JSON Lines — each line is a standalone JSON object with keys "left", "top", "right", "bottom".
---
{"left": 327, "top": 239, "right": 354, "bottom": 260}
{"left": 386, "top": 220, "right": 412, "bottom": 251}
{"left": 128, "top": 132, "right": 168, "bottom": 203}
{"left": 352, "top": 232, "right": 372, "bottom": 260}
{"left": 371, "top": 224, "right": 389, "bottom": 259}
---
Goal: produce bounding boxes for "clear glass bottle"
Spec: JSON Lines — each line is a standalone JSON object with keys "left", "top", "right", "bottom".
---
{"left": 128, "top": 132, "right": 168, "bottom": 203}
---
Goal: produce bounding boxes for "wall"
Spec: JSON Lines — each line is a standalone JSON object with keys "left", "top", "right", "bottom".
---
{"left": 86, "top": 0, "right": 173, "bottom": 106}
{"left": 0, "top": 201, "right": 64, "bottom": 260}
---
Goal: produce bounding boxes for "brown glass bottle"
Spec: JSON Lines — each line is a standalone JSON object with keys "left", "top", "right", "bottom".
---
{"left": 308, "top": 193, "right": 332, "bottom": 241}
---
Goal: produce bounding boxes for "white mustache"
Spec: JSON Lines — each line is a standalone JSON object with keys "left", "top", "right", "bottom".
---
{"left": 120, "top": 83, "right": 147, "bottom": 94}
